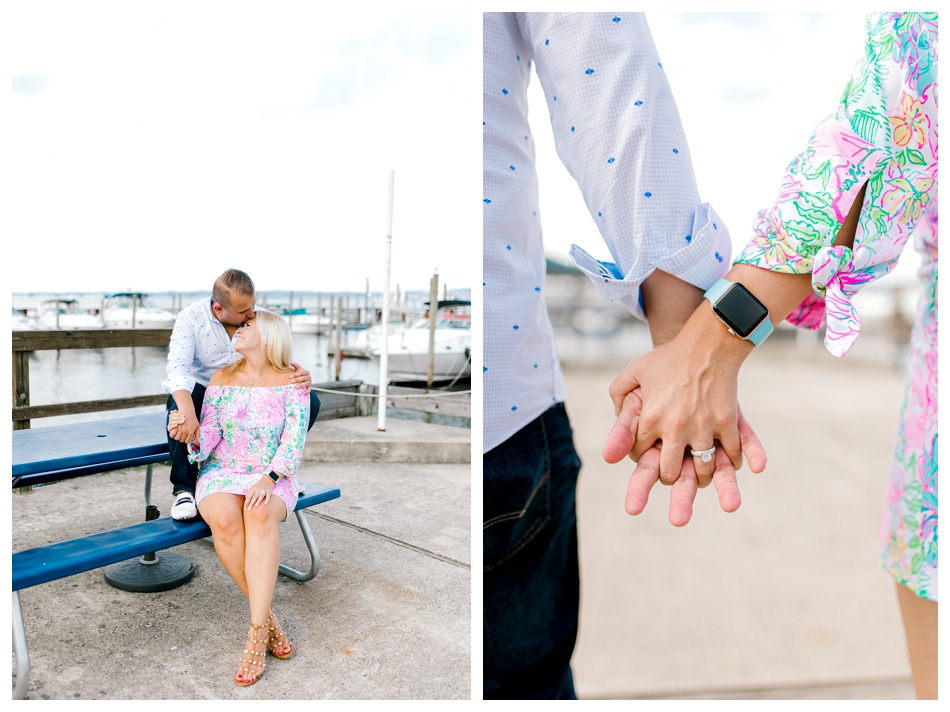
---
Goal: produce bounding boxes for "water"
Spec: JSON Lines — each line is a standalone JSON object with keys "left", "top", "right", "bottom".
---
{"left": 21, "top": 331, "right": 470, "bottom": 429}
{"left": 14, "top": 290, "right": 471, "bottom": 429}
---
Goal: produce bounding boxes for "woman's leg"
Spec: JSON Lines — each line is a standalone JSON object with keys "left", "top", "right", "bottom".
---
{"left": 895, "top": 583, "right": 938, "bottom": 700}
{"left": 243, "top": 497, "right": 288, "bottom": 626}
{"left": 197, "top": 493, "right": 250, "bottom": 597}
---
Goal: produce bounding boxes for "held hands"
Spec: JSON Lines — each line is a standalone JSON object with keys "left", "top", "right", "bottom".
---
{"left": 603, "top": 322, "right": 767, "bottom": 526}
{"left": 167, "top": 410, "right": 199, "bottom": 445}
{"left": 244, "top": 476, "right": 276, "bottom": 510}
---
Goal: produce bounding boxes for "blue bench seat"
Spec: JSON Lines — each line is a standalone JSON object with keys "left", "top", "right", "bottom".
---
{"left": 13, "top": 482, "right": 340, "bottom": 591}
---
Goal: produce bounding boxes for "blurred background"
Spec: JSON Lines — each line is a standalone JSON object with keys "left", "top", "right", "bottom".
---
{"left": 529, "top": 12, "right": 923, "bottom": 700}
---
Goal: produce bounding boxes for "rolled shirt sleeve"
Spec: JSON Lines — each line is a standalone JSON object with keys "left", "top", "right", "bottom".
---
{"left": 513, "top": 12, "right": 732, "bottom": 319}
{"left": 735, "top": 12, "right": 938, "bottom": 358}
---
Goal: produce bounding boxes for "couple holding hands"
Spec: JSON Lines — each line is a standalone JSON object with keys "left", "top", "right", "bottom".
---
{"left": 483, "top": 12, "right": 936, "bottom": 700}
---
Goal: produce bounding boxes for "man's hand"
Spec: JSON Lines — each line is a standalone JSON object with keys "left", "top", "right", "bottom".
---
{"left": 623, "top": 442, "right": 742, "bottom": 526}
{"left": 603, "top": 382, "right": 766, "bottom": 526}
{"left": 290, "top": 362, "right": 312, "bottom": 390}
{"left": 167, "top": 409, "right": 199, "bottom": 445}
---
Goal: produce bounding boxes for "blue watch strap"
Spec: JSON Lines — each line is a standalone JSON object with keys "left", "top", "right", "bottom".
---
{"left": 703, "top": 278, "right": 731, "bottom": 302}
{"left": 746, "top": 316, "right": 774, "bottom": 346}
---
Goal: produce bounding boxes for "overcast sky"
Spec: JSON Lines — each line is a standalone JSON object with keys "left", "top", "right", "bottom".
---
{"left": 9, "top": 3, "right": 478, "bottom": 296}
{"left": 529, "top": 11, "right": 922, "bottom": 285}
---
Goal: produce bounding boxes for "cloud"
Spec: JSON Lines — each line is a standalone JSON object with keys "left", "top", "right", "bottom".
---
{"left": 306, "top": 17, "right": 469, "bottom": 111}
{"left": 12, "top": 72, "right": 55, "bottom": 96}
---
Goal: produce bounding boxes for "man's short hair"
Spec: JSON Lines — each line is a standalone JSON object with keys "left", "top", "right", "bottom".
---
{"left": 212, "top": 269, "right": 255, "bottom": 309}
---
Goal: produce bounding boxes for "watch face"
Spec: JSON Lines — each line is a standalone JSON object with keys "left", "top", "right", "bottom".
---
{"left": 713, "top": 283, "right": 769, "bottom": 338}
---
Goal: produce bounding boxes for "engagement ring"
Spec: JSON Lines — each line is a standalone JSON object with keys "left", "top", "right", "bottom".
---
{"left": 690, "top": 446, "right": 716, "bottom": 463}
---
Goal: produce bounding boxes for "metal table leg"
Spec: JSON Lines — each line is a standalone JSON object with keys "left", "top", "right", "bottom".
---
{"left": 278, "top": 510, "right": 321, "bottom": 582}
{"left": 12, "top": 591, "right": 30, "bottom": 700}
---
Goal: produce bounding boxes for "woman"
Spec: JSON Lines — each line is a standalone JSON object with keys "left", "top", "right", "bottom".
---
{"left": 606, "top": 12, "right": 937, "bottom": 698}
{"left": 168, "top": 309, "right": 310, "bottom": 687}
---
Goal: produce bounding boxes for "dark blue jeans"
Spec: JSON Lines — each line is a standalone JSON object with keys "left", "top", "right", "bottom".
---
{"left": 166, "top": 385, "right": 321, "bottom": 496}
{"left": 483, "top": 403, "right": 582, "bottom": 700}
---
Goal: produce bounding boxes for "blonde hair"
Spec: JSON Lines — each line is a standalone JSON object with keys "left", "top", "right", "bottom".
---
{"left": 219, "top": 309, "right": 294, "bottom": 380}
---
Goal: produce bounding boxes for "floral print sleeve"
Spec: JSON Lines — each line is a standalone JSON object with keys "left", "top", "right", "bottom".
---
{"left": 266, "top": 386, "right": 309, "bottom": 477}
{"left": 187, "top": 392, "right": 223, "bottom": 465}
{"left": 735, "top": 12, "right": 938, "bottom": 358}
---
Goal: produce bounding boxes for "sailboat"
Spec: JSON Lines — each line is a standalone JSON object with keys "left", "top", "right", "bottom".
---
{"left": 37, "top": 299, "right": 105, "bottom": 329}
{"left": 101, "top": 293, "right": 177, "bottom": 329}
{"left": 368, "top": 300, "right": 471, "bottom": 382}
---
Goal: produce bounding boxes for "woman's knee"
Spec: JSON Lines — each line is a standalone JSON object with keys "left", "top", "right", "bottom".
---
{"left": 202, "top": 505, "right": 244, "bottom": 541}
{"left": 243, "top": 500, "right": 284, "bottom": 536}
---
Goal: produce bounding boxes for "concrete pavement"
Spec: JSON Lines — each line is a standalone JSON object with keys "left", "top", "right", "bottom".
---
{"left": 563, "top": 334, "right": 916, "bottom": 700}
{"left": 11, "top": 416, "right": 472, "bottom": 700}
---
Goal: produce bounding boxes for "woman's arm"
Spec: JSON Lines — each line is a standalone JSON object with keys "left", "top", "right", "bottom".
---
{"left": 266, "top": 386, "right": 310, "bottom": 478}
{"left": 605, "top": 11, "right": 936, "bottom": 514}
{"left": 186, "top": 386, "right": 224, "bottom": 465}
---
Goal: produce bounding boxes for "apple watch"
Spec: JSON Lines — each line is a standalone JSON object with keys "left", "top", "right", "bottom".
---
{"left": 704, "top": 278, "right": 773, "bottom": 346}
{"left": 267, "top": 471, "right": 281, "bottom": 483}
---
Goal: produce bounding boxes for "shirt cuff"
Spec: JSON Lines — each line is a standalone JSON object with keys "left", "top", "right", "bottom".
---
{"left": 568, "top": 202, "right": 731, "bottom": 320}
{"left": 162, "top": 375, "right": 197, "bottom": 396}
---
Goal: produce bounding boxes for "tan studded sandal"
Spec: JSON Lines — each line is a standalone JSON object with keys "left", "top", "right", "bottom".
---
{"left": 267, "top": 610, "right": 294, "bottom": 660}
{"left": 234, "top": 621, "right": 268, "bottom": 687}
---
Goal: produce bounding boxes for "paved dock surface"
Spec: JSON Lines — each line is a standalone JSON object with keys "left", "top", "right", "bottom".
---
{"left": 562, "top": 335, "right": 916, "bottom": 700}
{"left": 11, "top": 416, "right": 471, "bottom": 700}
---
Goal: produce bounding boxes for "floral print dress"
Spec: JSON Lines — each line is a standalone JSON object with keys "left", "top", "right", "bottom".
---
{"left": 188, "top": 385, "right": 309, "bottom": 515}
{"left": 735, "top": 13, "right": 937, "bottom": 601}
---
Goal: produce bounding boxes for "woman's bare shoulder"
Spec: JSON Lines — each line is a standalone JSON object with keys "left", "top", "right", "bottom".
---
{"left": 275, "top": 369, "right": 295, "bottom": 387}
{"left": 209, "top": 369, "right": 234, "bottom": 387}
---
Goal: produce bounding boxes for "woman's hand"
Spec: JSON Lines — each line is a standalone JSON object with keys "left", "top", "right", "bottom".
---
{"left": 606, "top": 300, "right": 769, "bottom": 487}
{"left": 244, "top": 476, "right": 276, "bottom": 510}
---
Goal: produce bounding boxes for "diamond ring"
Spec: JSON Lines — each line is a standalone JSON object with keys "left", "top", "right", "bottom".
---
{"left": 690, "top": 445, "right": 716, "bottom": 463}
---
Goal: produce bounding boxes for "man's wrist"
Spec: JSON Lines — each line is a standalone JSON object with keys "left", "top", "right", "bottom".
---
{"left": 641, "top": 269, "right": 705, "bottom": 346}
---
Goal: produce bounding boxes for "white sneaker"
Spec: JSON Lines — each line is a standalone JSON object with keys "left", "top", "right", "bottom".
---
{"left": 171, "top": 491, "right": 197, "bottom": 520}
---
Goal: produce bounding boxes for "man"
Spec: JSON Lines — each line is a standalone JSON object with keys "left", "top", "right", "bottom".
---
{"left": 482, "top": 12, "right": 749, "bottom": 699}
{"left": 162, "top": 268, "right": 320, "bottom": 520}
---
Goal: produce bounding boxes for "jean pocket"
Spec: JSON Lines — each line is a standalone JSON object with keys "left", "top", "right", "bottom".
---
{"left": 483, "top": 422, "right": 551, "bottom": 572}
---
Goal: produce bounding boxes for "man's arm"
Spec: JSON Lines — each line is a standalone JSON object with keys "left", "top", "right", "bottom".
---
{"left": 640, "top": 269, "right": 704, "bottom": 346}
{"left": 163, "top": 308, "right": 201, "bottom": 443}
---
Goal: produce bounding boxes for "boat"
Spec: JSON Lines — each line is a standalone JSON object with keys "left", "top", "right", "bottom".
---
{"left": 277, "top": 306, "right": 325, "bottom": 335}
{"left": 368, "top": 300, "right": 471, "bottom": 382}
{"left": 11, "top": 309, "right": 39, "bottom": 331}
{"left": 37, "top": 299, "right": 105, "bottom": 329}
{"left": 342, "top": 306, "right": 417, "bottom": 359}
{"left": 101, "top": 293, "right": 178, "bottom": 329}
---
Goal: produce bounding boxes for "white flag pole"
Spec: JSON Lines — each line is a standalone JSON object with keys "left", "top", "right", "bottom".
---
{"left": 378, "top": 170, "right": 394, "bottom": 431}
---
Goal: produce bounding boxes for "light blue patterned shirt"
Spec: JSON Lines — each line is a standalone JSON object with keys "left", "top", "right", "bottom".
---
{"left": 162, "top": 298, "right": 242, "bottom": 395}
{"left": 483, "top": 12, "right": 731, "bottom": 452}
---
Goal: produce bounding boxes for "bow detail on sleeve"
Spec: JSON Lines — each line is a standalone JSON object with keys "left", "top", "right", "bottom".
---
{"left": 811, "top": 244, "right": 871, "bottom": 359}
